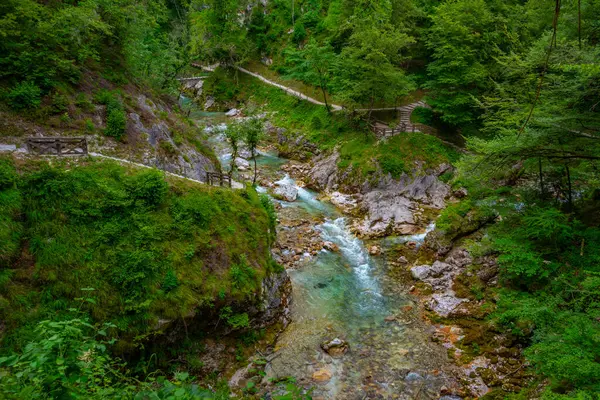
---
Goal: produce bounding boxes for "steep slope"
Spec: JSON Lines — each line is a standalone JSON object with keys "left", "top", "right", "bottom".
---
{"left": 0, "top": 155, "right": 289, "bottom": 355}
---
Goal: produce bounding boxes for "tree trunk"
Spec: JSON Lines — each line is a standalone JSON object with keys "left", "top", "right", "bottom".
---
{"left": 578, "top": 0, "right": 582, "bottom": 49}
{"left": 366, "top": 96, "right": 375, "bottom": 139}
{"left": 538, "top": 157, "right": 545, "bottom": 199}
{"left": 566, "top": 165, "right": 573, "bottom": 212}
{"left": 320, "top": 84, "right": 331, "bottom": 113}
{"left": 252, "top": 149, "right": 258, "bottom": 186}
{"left": 230, "top": 144, "right": 238, "bottom": 175}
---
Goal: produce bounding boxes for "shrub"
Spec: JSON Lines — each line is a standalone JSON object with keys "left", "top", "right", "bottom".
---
{"left": 105, "top": 106, "right": 126, "bottom": 140}
{"left": 260, "top": 194, "right": 277, "bottom": 231}
{"left": 7, "top": 81, "right": 42, "bottom": 110}
{"left": 0, "top": 158, "right": 18, "bottom": 189}
{"left": 292, "top": 23, "right": 307, "bottom": 44}
{"left": 380, "top": 154, "right": 406, "bottom": 178}
{"left": 159, "top": 139, "right": 177, "bottom": 155}
{"left": 127, "top": 170, "right": 168, "bottom": 208}
{"left": 96, "top": 90, "right": 127, "bottom": 140}
{"left": 50, "top": 92, "right": 69, "bottom": 114}
{"left": 219, "top": 306, "right": 250, "bottom": 329}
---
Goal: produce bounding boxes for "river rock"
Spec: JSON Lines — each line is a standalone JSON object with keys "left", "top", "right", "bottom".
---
{"left": 321, "top": 338, "right": 348, "bottom": 357}
{"left": 235, "top": 157, "right": 250, "bottom": 171}
{"left": 328, "top": 191, "right": 359, "bottom": 213}
{"left": 225, "top": 108, "right": 241, "bottom": 117}
{"left": 368, "top": 245, "right": 381, "bottom": 255}
{"left": 273, "top": 182, "right": 298, "bottom": 202}
{"left": 428, "top": 293, "right": 468, "bottom": 317}
{"left": 323, "top": 241, "right": 339, "bottom": 252}
{"left": 204, "top": 96, "right": 215, "bottom": 110}
{"left": 454, "top": 187, "right": 468, "bottom": 199}
{"left": 312, "top": 368, "right": 332, "bottom": 382}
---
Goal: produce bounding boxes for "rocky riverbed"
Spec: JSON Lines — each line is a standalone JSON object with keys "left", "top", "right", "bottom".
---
{"left": 194, "top": 109, "right": 531, "bottom": 398}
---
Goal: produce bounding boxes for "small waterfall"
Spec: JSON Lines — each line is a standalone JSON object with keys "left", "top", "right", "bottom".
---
{"left": 318, "top": 218, "right": 384, "bottom": 312}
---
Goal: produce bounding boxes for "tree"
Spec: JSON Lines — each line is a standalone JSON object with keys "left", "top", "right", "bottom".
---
{"left": 189, "top": 0, "right": 250, "bottom": 66}
{"left": 333, "top": 12, "right": 415, "bottom": 124}
{"left": 461, "top": 33, "right": 600, "bottom": 210}
{"left": 284, "top": 38, "right": 338, "bottom": 112}
{"left": 424, "top": 0, "right": 511, "bottom": 125}
{"left": 224, "top": 123, "right": 242, "bottom": 175}
{"left": 242, "top": 118, "right": 265, "bottom": 185}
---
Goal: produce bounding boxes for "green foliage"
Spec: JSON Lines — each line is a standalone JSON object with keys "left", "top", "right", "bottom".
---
{"left": 162, "top": 270, "right": 179, "bottom": 293}
{"left": 7, "top": 82, "right": 42, "bottom": 110}
{"left": 97, "top": 91, "right": 127, "bottom": 140}
{"left": 292, "top": 23, "right": 307, "bottom": 44}
{"left": 0, "top": 318, "right": 224, "bottom": 399}
{"left": 0, "top": 0, "right": 189, "bottom": 94}
{"left": 260, "top": 194, "right": 277, "bottom": 232}
{"left": 486, "top": 204, "right": 600, "bottom": 395}
{"left": 219, "top": 306, "right": 250, "bottom": 330}
{"left": 0, "top": 159, "right": 275, "bottom": 351}
{"left": 229, "top": 256, "right": 259, "bottom": 293}
{"left": 0, "top": 158, "right": 22, "bottom": 268}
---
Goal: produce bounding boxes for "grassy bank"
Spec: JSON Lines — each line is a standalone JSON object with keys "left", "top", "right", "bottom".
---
{"left": 0, "top": 155, "right": 279, "bottom": 353}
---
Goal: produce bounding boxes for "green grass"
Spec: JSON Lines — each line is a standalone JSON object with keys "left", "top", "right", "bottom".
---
{"left": 0, "top": 156, "right": 277, "bottom": 352}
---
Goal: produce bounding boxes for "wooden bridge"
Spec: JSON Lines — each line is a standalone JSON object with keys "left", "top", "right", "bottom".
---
{"left": 27, "top": 137, "right": 88, "bottom": 156}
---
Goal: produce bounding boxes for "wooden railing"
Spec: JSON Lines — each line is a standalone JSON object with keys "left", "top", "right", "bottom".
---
{"left": 205, "top": 171, "right": 232, "bottom": 188}
{"left": 27, "top": 137, "right": 88, "bottom": 156}
{"left": 370, "top": 121, "right": 438, "bottom": 138}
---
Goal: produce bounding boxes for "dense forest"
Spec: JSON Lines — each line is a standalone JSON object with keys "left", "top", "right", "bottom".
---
{"left": 1, "top": 0, "right": 600, "bottom": 399}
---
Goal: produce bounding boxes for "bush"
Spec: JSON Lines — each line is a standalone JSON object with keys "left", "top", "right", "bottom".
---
{"left": 7, "top": 81, "right": 42, "bottom": 110}
{"left": 292, "top": 23, "right": 307, "bottom": 44}
{"left": 0, "top": 158, "right": 18, "bottom": 189}
{"left": 380, "top": 154, "right": 406, "bottom": 178}
{"left": 50, "top": 92, "right": 69, "bottom": 114}
{"left": 162, "top": 270, "right": 179, "bottom": 292}
{"left": 96, "top": 90, "right": 126, "bottom": 140}
{"left": 105, "top": 107, "right": 126, "bottom": 140}
{"left": 127, "top": 170, "right": 168, "bottom": 208}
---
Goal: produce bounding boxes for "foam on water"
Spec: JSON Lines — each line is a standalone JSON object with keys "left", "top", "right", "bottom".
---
{"left": 317, "top": 217, "right": 384, "bottom": 313}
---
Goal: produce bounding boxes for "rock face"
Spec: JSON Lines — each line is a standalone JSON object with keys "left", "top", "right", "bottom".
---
{"left": 328, "top": 191, "right": 361, "bottom": 214}
{"left": 308, "top": 152, "right": 340, "bottom": 191}
{"left": 273, "top": 182, "right": 298, "bottom": 202}
{"left": 352, "top": 173, "right": 450, "bottom": 238}
{"left": 303, "top": 149, "right": 452, "bottom": 238}
{"left": 274, "top": 125, "right": 320, "bottom": 161}
{"left": 127, "top": 104, "right": 216, "bottom": 182}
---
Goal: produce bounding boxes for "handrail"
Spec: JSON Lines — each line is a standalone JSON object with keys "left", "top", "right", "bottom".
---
{"left": 27, "top": 137, "right": 88, "bottom": 156}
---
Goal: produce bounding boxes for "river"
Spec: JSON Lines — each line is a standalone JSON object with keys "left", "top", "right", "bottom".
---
{"left": 194, "top": 107, "right": 458, "bottom": 399}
